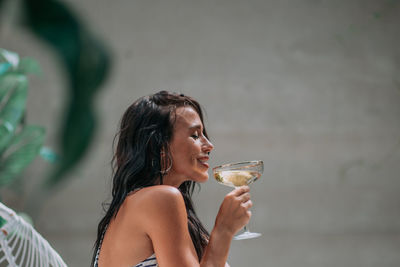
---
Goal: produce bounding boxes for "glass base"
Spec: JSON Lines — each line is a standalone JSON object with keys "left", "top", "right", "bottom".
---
{"left": 233, "top": 231, "right": 262, "bottom": 240}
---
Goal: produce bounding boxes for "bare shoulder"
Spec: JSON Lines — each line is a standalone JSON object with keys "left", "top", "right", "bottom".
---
{"left": 129, "top": 186, "right": 197, "bottom": 265}
{"left": 128, "top": 185, "right": 184, "bottom": 204}
{"left": 125, "top": 185, "right": 186, "bottom": 221}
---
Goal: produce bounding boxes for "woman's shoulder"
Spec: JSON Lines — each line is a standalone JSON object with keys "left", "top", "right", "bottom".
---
{"left": 128, "top": 185, "right": 183, "bottom": 201}
{"left": 127, "top": 186, "right": 190, "bottom": 246}
{"left": 125, "top": 185, "right": 186, "bottom": 218}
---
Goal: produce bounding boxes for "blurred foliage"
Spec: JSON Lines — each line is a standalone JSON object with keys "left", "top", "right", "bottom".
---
{"left": 0, "top": 0, "right": 111, "bottom": 215}
{"left": 0, "top": 49, "right": 45, "bottom": 189}
{"left": 21, "top": 0, "right": 111, "bottom": 188}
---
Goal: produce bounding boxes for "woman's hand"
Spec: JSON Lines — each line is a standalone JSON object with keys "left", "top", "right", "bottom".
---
{"left": 213, "top": 186, "right": 252, "bottom": 237}
{"left": 200, "top": 186, "right": 252, "bottom": 267}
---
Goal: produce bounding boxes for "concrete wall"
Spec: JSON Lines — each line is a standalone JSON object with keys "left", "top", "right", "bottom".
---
{"left": 2, "top": 0, "right": 400, "bottom": 266}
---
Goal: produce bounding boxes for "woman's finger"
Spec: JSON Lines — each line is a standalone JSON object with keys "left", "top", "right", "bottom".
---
{"left": 231, "top": 186, "right": 250, "bottom": 196}
{"left": 238, "top": 192, "right": 251, "bottom": 203}
{"left": 242, "top": 199, "right": 253, "bottom": 209}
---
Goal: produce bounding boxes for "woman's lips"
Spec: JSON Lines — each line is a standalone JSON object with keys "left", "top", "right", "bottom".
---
{"left": 197, "top": 157, "right": 209, "bottom": 168}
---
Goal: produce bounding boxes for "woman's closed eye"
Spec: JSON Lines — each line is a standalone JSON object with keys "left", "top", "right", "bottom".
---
{"left": 191, "top": 131, "right": 200, "bottom": 139}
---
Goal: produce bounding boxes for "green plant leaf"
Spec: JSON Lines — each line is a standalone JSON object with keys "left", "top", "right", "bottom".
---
{"left": 0, "top": 73, "right": 18, "bottom": 101}
{"left": 0, "top": 0, "right": 5, "bottom": 10}
{"left": 0, "top": 49, "right": 41, "bottom": 75}
{"left": 23, "top": 0, "right": 111, "bottom": 187}
{"left": 17, "top": 57, "right": 41, "bottom": 75}
{"left": 0, "top": 125, "right": 45, "bottom": 186}
{"left": 0, "top": 73, "right": 28, "bottom": 153}
{"left": 0, "top": 48, "right": 19, "bottom": 68}
{"left": 0, "top": 63, "right": 11, "bottom": 75}
{"left": 0, "top": 215, "right": 6, "bottom": 228}
{"left": 39, "top": 146, "right": 58, "bottom": 163}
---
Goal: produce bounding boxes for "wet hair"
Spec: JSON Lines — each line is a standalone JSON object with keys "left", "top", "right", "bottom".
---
{"left": 92, "top": 91, "right": 210, "bottom": 265}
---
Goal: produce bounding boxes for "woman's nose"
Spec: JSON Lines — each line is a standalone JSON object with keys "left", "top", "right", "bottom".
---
{"left": 203, "top": 138, "right": 214, "bottom": 153}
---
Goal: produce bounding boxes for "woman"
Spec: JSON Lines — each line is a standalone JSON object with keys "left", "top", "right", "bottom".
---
{"left": 92, "top": 91, "right": 252, "bottom": 267}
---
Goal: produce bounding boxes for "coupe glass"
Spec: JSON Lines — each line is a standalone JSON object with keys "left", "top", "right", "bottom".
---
{"left": 212, "top": 160, "right": 263, "bottom": 240}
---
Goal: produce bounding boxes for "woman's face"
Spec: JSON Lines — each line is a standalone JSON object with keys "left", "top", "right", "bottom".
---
{"left": 164, "top": 106, "right": 214, "bottom": 187}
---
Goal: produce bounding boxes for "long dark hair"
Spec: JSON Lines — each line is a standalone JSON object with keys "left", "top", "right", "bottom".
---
{"left": 92, "top": 91, "right": 210, "bottom": 265}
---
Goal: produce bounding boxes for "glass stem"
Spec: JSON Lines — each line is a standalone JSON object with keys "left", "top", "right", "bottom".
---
{"left": 243, "top": 224, "right": 249, "bottom": 233}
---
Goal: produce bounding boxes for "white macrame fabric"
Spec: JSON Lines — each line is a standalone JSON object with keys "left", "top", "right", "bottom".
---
{"left": 0, "top": 202, "right": 67, "bottom": 267}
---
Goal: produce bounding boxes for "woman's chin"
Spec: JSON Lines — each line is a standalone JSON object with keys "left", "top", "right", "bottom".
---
{"left": 191, "top": 173, "right": 208, "bottom": 183}
{"left": 198, "top": 173, "right": 209, "bottom": 183}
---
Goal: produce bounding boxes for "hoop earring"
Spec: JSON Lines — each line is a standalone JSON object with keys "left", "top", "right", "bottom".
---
{"left": 160, "top": 152, "right": 172, "bottom": 175}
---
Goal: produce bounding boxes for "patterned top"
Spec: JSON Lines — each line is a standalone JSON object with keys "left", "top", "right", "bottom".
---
{"left": 94, "top": 251, "right": 158, "bottom": 267}
{"left": 133, "top": 254, "right": 158, "bottom": 267}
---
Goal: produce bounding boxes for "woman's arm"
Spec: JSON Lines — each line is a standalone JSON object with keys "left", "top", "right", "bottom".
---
{"left": 136, "top": 185, "right": 251, "bottom": 267}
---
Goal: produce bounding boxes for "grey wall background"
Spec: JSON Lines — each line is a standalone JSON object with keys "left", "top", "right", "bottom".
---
{"left": 2, "top": 0, "right": 400, "bottom": 266}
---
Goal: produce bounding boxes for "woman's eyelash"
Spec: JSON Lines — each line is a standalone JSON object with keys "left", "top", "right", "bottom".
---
{"left": 191, "top": 132, "right": 200, "bottom": 139}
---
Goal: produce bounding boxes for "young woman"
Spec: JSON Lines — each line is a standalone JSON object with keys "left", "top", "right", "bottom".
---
{"left": 92, "top": 91, "right": 252, "bottom": 267}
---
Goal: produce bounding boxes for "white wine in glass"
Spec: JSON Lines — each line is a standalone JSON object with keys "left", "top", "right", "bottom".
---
{"left": 213, "top": 160, "right": 263, "bottom": 240}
